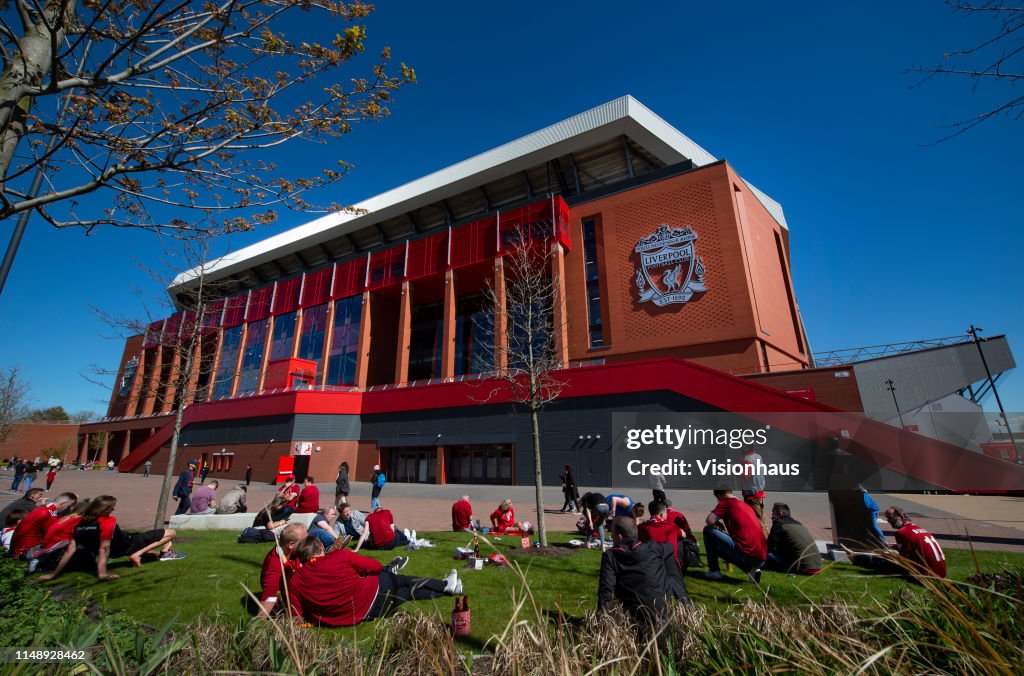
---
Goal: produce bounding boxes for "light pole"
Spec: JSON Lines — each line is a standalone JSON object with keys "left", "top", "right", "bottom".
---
{"left": 885, "top": 378, "right": 905, "bottom": 428}
{"left": 967, "top": 325, "right": 1021, "bottom": 465}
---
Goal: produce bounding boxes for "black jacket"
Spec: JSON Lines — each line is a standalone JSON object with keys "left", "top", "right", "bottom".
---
{"left": 598, "top": 537, "right": 688, "bottom": 619}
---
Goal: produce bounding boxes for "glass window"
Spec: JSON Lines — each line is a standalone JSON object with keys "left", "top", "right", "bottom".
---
{"left": 326, "top": 295, "right": 362, "bottom": 386}
{"left": 297, "top": 303, "right": 328, "bottom": 366}
{"left": 581, "top": 218, "right": 605, "bottom": 348}
{"left": 236, "top": 318, "right": 269, "bottom": 394}
{"left": 454, "top": 294, "right": 493, "bottom": 376}
{"left": 408, "top": 302, "right": 443, "bottom": 381}
{"left": 212, "top": 325, "right": 243, "bottom": 399}
{"left": 269, "top": 311, "right": 297, "bottom": 361}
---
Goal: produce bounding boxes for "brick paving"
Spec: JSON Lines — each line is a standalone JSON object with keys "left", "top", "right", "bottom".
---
{"left": 2, "top": 468, "right": 1023, "bottom": 552}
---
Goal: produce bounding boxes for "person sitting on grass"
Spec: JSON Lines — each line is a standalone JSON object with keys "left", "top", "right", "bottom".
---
{"left": 489, "top": 499, "right": 530, "bottom": 534}
{"left": 252, "top": 495, "right": 292, "bottom": 532}
{"left": 353, "top": 507, "right": 410, "bottom": 551}
{"left": 288, "top": 536, "right": 461, "bottom": 627}
{"left": 451, "top": 495, "right": 475, "bottom": 532}
{"left": 638, "top": 500, "right": 688, "bottom": 569}
{"left": 309, "top": 506, "right": 343, "bottom": 548}
{"left": 26, "top": 498, "right": 91, "bottom": 574}
{"left": 1, "top": 509, "right": 28, "bottom": 550}
{"left": 338, "top": 503, "right": 366, "bottom": 540}
{"left": 0, "top": 487, "right": 45, "bottom": 524}
{"left": 8, "top": 492, "right": 78, "bottom": 559}
{"left": 42, "top": 495, "right": 185, "bottom": 582}
{"left": 764, "top": 503, "right": 821, "bottom": 575}
{"left": 598, "top": 516, "right": 688, "bottom": 623}
{"left": 257, "top": 523, "right": 307, "bottom": 618}
{"left": 844, "top": 506, "right": 946, "bottom": 579}
{"left": 189, "top": 479, "right": 219, "bottom": 515}
{"left": 703, "top": 484, "right": 767, "bottom": 583}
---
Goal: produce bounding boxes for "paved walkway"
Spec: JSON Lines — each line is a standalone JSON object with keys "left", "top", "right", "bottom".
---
{"left": 2, "top": 469, "right": 1023, "bottom": 552}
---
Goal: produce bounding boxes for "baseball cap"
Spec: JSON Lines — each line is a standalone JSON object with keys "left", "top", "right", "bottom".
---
{"left": 373, "top": 464, "right": 380, "bottom": 471}
{"left": 187, "top": 459, "right": 198, "bottom": 466}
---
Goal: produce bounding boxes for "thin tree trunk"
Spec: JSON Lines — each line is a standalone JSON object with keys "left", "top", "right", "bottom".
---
{"left": 154, "top": 404, "right": 186, "bottom": 530}
{"left": 531, "top": 405, "right": 547, "bottom": 547}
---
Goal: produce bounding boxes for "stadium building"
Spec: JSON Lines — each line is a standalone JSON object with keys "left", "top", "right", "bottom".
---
{"left": 78, "top": 97, "right": 1022, "bottom": 492}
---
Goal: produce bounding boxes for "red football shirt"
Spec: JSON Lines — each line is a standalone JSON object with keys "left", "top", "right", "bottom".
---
{"left": 288, "top": 549, "right": 382, "bottom": 626}
{"left": 451, "top": 499, "right": 473, "bottom": 531}
{"left": 9, "top": 506, "right": 56, "bottom": 556}
{"left": 638, "top": 517, "right": 683, "bottom": 567}
{"left": 895, "top": 521, "right": 947, "bottom": 578}
{"left": 296, "top": 485, "right": 320, "bottom": 514}
{"left": 711, "top": 496, "right": 767, "bottom": 561}
{"left": 41, "top": 516, "right": 81, "bottom": 550}
{"left": 490, "top": 507, "right": 515, "bottom": 530}
{"left": 365, "top": 510, "right": 396, "bottom": 547}
{"left": 665, "top": 508, "right": 696, "bottom": 540}
{"left": 259, "top": 546, "right": 300, "bottom": 603}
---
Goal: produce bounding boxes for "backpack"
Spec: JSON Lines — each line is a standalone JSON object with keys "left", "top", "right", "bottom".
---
{"left": 238, "top": 527, "right": 276, "bottom": 544}
{"left": 375, "top": 472, "right": 386, "bottom": 489}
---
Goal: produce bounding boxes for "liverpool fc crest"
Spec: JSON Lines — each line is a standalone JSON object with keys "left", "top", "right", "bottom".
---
{"left": 634, "top": 224, "right": 707, "bottom": 307}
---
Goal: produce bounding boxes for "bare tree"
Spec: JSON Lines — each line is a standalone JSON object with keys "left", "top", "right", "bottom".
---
{"left": 0, "top": 0, "right": 415, "bottom": 235}
{"left": 0, "top": 365, "right": 31, "bottom": 443}
{"left": 912, "top": 1, "right": 1024, "bottom": 141}
{"left": 478, "top": 234, "right": 568, "bottom": 547}
{"left": 95, "top": 238, "right": 234, "bottom": 528}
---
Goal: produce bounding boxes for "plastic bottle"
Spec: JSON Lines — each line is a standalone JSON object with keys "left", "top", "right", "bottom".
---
{"left": 473, "top": 533, "right": 481, "bottom": 558}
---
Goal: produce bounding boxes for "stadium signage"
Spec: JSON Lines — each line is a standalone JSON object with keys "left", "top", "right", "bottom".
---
{"left": 634, "top": 224, "right": 707, "bottom": 307}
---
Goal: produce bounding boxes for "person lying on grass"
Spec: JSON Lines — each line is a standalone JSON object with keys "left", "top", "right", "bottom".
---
{"left": 842, "top": 506, "right": 946, "bottom": 579}
{"left": 288, "top": 536, "right": 462, "bottom": 627}
{"left": 353, "top": 507, "right": 411, "bottom": 551}
{"left": 257, "top": 523, "right": 307, "bottom": 618}
{"left": 40, "top": 495, "right": 185, "bottom": 582}
{"left": 7, "top": 492, "right": 78, "bottom": 559}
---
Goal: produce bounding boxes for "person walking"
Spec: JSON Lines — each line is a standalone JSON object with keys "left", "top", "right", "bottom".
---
{"left": 143, "top": 460, "right": 152, "bottom": 478}
{"left": 559, "top": 464, "right": 578, "bottom": 513}
{"left": 22, "top": 462, "right": 37, "bottom": 491}
{"left": 245, "top": 464, "right": 253, "bottom": 487}
{"left": 370, "top": 465, "right": 385, "bottom": 512}
{"left": 11, "top": 458, "right": 25, "bottom": 491}
{"left": 335, "top": 462, "right": 350, "bottom": 506}
{"left": 45, "top": 467, "right": 57, "bottom": 491}
{"left": 199, "top": 461, "right": 210, "bottom": 484}
{"left": 172, "top": 460, "right": 198, "bottom": 515}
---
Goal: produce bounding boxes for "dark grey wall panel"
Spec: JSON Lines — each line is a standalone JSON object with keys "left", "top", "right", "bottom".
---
{"left": 180, "top": 415, "right": 294, "bottom": 446}
{"left": 292, "top": 414, "right": 361, "bottom": 440}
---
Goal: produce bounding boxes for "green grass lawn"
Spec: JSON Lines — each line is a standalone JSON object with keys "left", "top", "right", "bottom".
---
{"left": 41, "top": 529, "right": 1024, "bottom": 653}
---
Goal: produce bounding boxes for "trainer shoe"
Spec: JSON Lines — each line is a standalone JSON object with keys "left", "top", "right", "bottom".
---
{"left": 411, "top": 529, "right": 417, "bottom": 543}
{"left": 160, "top": 550, "right": 187, "bottom": 561}
{"left": 748, "top": 568, "right": 762, "bottom": 584}
{"left": 704, "top": 570, "right": 723, "bottom": 580}
{"left": 443, "top": 568, "right": 463, "bottom": 595}
{"left": 403, "top": 528, "right": 411, "bottom": 540}
{"left": 26, "top": 558, "right": 39, "bottom": 574}
{"left": 386, "top": 556, "right": 409, "bottom": 574}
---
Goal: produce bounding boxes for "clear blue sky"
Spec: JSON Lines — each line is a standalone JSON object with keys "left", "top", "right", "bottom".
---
{"left": 1, "top": 2, "right": 1021, "bottom": 420}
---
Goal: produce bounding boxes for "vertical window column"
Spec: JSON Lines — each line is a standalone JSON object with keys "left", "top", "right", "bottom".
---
{"left": 326, "top": 295, "right": 363, "bottom": 386}
{"left": 212, "top": 326, "right": 242, "bottom": 400}
{"left": 581, "top": 217, "right": 607, "bottom": 349}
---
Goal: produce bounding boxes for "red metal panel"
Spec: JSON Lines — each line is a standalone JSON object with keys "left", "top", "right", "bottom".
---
{"left": 450, "top": 215, "right": 497, "bottom": 268}
{"left": 406, "top": 231, "right": 449, "bottom": 280}
{"left": 499, "top": 198, "right": 560, "bottom": 253}
{"left": 273, "top": 278, "right": 302, "bottom": 315}
{"left": 142, "top": 319, "right": 164, "bottom": 349}
{"left": 332, "top": 257, "right": 367, "bottom": 299}
{"left": 301, "top": 268, "right": 332, "bottom": 308}
{"left": 222, "top": 294, "right": 247, "bottom": 328}
{"left": 201, "top": 300, "right": 224, "bottom": 334}
{"left": 367, "top": 245, "right": 405, "bottom": 290}
{"left": 247, "top": 286, "right": 273, "bottom": 322}
{"left": 553, "top": 195, "right": 571, "bottom": 249}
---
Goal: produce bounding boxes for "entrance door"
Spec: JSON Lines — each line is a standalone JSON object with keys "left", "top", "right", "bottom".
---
{"left": 389, "top": 447, "right": 437, "bottom": 483}
{"left": 445, "top": 445, "right": 513, "bottom": 484}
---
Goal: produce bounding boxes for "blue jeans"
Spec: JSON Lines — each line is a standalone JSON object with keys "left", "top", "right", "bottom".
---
{"left": 370, "top": 494, "right": 381, "bottom": 511}
{"left": 703, "top": 526, "right": 764, "bottom": 573}
{"left": 21, "top": 476, "right": 34, "bottom": 490}
{"left": 11, "top": 474, "right": 23, "bottom": 491}
{"left": 764, "top": 552, "right": 794, "bottom": 572}
{"left": 311, "top": 527, "right": 337, "bottom": 548}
